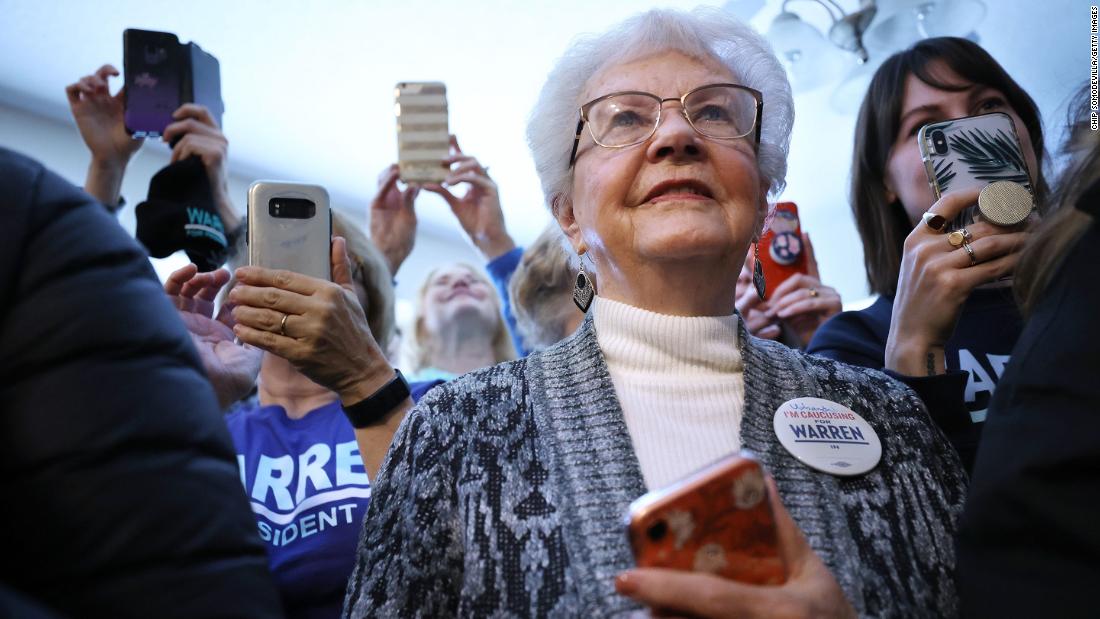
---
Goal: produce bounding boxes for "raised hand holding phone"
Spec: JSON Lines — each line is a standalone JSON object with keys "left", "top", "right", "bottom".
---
{"left": 423, "top": 136, "right": 515, "bottom": 260}
{"left": 66, "top": 64, "right": 143, "bottom": 206}
{"left": 369, "top": 164, "right": 419, "bottom": 277}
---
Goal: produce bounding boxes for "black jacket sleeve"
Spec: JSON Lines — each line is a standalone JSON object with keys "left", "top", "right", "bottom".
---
{"left": 0, "top": 148, "right": 283, "bottom": 619}
{"left": 957, "top": 216, "right": 1100, "bottom": 618}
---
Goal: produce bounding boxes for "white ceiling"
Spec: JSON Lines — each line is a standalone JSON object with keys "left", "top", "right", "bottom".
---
{"left": 0, "top": 0, "right": 1082, "bottom": 304}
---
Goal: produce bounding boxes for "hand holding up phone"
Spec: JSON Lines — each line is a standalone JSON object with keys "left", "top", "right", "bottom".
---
{"left": 232, "top": 236, "right": 391, "bottom": 403}
{"left": 66, "top": 64, "right": 143, "bottom": 169}
{"left": 66, "top": 64, "right": 144, "bottom": 207}
{"left": 163, "top": 104, "right": 236, "bottom": 228}
{"left": 616, "top": 476, "right": 856, "bottom": 619}
{"left": 370, "top": 164, "right": 420, "bottom": 277}
{"left": 886, "top": 186, "right": 1030, "bottom": 376}
{"left": 424, "top": 136, "right": 516, "bottom": 261}
{"left": 765, "top": 233, "right": 842, "bottom": 347}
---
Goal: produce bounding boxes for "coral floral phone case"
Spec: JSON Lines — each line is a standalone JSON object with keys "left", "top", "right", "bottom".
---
{"left": 625, "top": 452, "right": 787, "bottom": 585}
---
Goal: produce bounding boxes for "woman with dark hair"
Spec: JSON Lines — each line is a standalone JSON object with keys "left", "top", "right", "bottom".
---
{"left": 807, "top": 37, "right": 1047, "bottom": 470}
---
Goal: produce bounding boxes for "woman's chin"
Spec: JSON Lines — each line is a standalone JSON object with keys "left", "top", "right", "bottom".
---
{"left": 631, "top": 222, "right": 745, "bottom": 263}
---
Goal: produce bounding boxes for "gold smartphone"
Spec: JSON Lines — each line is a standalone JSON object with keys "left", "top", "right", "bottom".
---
{"left": 395, "top": 81, "right": 450, "bottom": 184}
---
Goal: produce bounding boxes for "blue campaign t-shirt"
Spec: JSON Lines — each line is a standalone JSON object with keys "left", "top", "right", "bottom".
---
{"left": 225, "top": 379, "right": 443, "bottom": 619}
{"left": 226, "top": 399, "right": 369, "bottom": 619}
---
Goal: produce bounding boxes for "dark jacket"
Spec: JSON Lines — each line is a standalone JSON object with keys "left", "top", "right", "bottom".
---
{"left": 0, "top": 148, "right": 283, "bottom": 618}
{"left": 957, "top": 213, "right": 1100, "bottom": 618}
{"left": 807, "top": 288, "right": 1024, "bottom": 472}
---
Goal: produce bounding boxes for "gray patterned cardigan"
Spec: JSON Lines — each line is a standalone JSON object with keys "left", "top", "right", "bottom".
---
{"left": 344, "top": 316, "right": 967, "bottom": 618}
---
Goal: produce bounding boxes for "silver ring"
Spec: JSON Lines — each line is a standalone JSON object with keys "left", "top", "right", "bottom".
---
{"left": 962, "top": 240, "right": 978, "bottom": 265}
{"left": 279, "top": 313, "right": 289, "bottom": 336}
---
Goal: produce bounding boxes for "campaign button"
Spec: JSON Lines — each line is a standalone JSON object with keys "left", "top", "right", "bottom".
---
{"left": 772, "top": 397, "right": 881, "bottom": 476}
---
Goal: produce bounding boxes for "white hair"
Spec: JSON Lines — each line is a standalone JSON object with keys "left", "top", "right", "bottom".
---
{"left": 526, "top": 6, "right": 794, "bottom": 215}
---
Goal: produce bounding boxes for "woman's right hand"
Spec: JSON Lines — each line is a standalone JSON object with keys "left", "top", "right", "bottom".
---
{"left": 885, "top": 186, "right": 1029, "bottom": 376}
{"left": 65, "top": 64, "right": 142, "bottom": 171}
{"left": 616, "top": 477, "right": 856, "bottom": 618}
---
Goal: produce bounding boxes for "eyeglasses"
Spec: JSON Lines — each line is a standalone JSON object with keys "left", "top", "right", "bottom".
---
{"left": 567, "top": 83, "right": 763, "bottom": 169}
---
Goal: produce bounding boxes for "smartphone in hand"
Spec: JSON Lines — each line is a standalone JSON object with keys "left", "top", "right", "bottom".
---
{"left": 123, "top": 28, "right": 223, "bottom": 138}
{"left": 625, "top": 452, "right": 787, "bottom": 585}
{"left": 247, "top": 181, "right": 331, "bottom": 281}
{"left": 395, "top": 81, "right": 450, "bottom": 184}
{"left": 757, "top": 202, "right": 808, "bottom": 301}
{"left": 919, "top": 111, "right": 1034, "bottom": 231}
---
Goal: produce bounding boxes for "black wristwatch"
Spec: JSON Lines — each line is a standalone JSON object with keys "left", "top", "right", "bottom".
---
{"left": 341, "top": 369, "right": 411, "bottom": 428}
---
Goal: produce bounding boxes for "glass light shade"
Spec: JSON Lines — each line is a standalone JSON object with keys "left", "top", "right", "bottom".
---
{"left": 919, "top": 0, "right": 987, "bottom": 37}
{"left": 766, "top": 11, "right": 845, "bottom": 93}
{"left": 829, "top": 57, "right": 884, "bottom": 113}
{"left": 863, "top": 0, "right": 934, "bottom": 54}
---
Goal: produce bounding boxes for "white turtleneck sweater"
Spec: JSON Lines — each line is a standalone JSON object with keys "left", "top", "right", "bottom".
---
{"left": 592, "top": 296, "right": 745, "bottom": 490}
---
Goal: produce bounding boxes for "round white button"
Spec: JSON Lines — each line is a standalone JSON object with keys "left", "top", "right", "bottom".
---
{"left": 773, "top": 397, "right": 882, "bottom": 476}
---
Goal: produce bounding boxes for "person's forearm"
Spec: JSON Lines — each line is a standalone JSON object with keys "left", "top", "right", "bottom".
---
{"left": 213, "top": 185, "right": 242, "bottom": 232}
{"left": 476, "top": 232, "right": 517, "bottom": 262}
{"left": 338, "top": 359, "right": 413, "bottom": 479}
{"left": 84, "top": 158, "right": 127, "bottom": 208}
{"left": 885, "top": 334, "right": 946, "bottom": 376}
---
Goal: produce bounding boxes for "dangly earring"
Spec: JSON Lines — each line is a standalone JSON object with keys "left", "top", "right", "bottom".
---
{"left": 752, "top": 240, "right": 766, "bottom": 300}
{"left": 573, "top": 252, "right": 596, "bottom": 312}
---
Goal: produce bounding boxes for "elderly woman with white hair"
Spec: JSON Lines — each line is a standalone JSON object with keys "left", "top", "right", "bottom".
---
{"left": 227, "top": 7, "right": 966, "bottom": 617}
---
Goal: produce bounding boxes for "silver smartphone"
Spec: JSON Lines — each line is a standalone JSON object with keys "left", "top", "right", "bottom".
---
{"left": 395, "top": 81, "right": 450, "bottom": 184}
{"left": 247, "top": 181, "right": 331, "bottom": 280}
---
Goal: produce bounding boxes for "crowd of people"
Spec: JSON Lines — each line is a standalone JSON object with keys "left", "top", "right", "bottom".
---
{"left": 3, "top": 6, "right": 1097, "bottom": 618}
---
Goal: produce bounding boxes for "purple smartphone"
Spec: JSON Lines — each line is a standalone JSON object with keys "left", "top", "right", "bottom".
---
{"left": 123, "top": 29, "right": 183, "bottom": 138}
{"left": 123, "top": 29, "right": 223, "bottom": 139}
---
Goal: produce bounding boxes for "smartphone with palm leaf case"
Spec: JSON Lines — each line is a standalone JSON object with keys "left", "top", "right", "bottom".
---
{"left": 918, "top": 111, "right": 1033, "bottom": 231}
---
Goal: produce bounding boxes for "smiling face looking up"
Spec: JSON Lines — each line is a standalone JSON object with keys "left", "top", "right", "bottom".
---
{"left": 557, "top": 51, "right": 769, "bottom": 316}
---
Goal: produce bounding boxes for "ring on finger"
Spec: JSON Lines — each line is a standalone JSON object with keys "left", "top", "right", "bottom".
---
{"left": 279, "top": 312, "right": 290, "bottom": 336}
{"left": 922, "top": 211, "right": 947, "bottom": 232}
{"left": 808, "top": 288, "right": 819, "bottom": 298}
{"left": 962, "top": 239, "right": 979, "bottom": 265}
{"left": 947, "top": 228, "right": 972, "bottom": 248}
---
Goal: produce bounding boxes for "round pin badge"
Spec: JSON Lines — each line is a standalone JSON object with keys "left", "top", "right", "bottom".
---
{"left": 772, "top": 397, "right": 882, "bottom": 476}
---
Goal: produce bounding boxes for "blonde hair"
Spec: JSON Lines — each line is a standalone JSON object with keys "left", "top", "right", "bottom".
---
{"left": 509, "top": 226, "right": 580, "bottom": 351}
{"left": 409, "top": 263, "right": 516, "bottom": 373}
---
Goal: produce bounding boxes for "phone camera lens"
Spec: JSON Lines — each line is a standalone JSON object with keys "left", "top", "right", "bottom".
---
{"left": 931, "top": 130, "right": 949, "bottom": 156}
{"left": 646, "top": 520, "right": 668, "bottom": 542}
